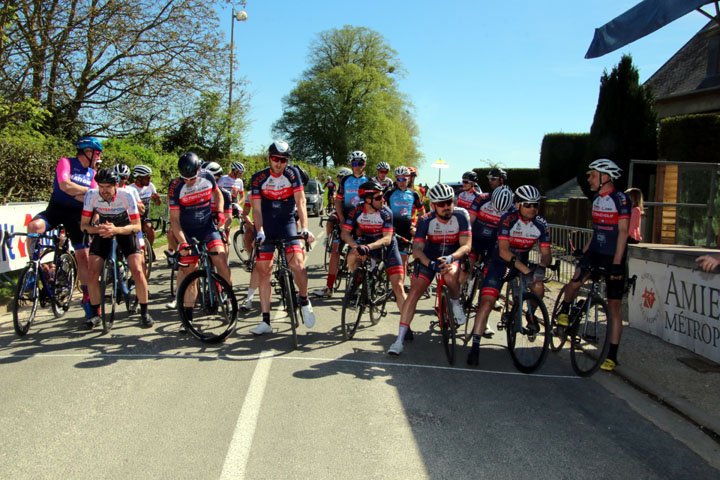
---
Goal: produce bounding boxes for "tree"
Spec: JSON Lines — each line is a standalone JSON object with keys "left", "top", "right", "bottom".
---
{"left": 579, "top": 54, "right": 657, "bottom": 196}
{"left": 272, "top": 25, "right": 421, "bottom": 169}
{"left": 0, "top": 0, "right": 242, "bottom": 137}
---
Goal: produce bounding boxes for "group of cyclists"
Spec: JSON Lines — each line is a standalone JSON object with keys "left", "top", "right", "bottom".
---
{"left": 23, "top": 135, "right": 632, "bottom": 372}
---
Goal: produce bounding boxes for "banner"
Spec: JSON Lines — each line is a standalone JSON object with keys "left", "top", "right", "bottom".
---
{"left": 0, "top": 203, "right": 49, "bottom": 274}
{"left": 629, "top": 257, "right": 720, "bottom": 363}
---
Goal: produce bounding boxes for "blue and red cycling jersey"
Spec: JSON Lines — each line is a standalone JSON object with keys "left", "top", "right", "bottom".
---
{"left": 50, "top": 157, "right": 97, "bottom": 208}
{"left": 343, "top": 204, "right": 394, "bottom": 243}
{"left": 414, "top": 208, "right": 471, "bottom": 260}
{"left": 384, "top": 186, "right": 423, "bottom": 227}
{"left": 490, "top": 211, "right": 550, "bottom": 264}
{"left": 588, "top": 189, "right": 630, "bottom": 255}
{"left": 468, "top": 193, "right": 511, "bottom": 255}
{"left": 337, "top": 174, "right": 369, "bottom": 214}
{"left": 168, "top": 171, "right": 218, "bottom": 232}
{"left": 250, "top": 166, "right": 303, "bottom": 239}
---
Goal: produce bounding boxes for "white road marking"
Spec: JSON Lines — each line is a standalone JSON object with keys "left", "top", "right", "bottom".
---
{"left": 219, "top": 349, "right": 274, "bottom": 480}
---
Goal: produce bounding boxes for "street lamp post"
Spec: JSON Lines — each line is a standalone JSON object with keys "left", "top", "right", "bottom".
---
{"left": 431, "top": 158, "right": 449, "bottom": 183}
{"left": 228, "top": 8, "right": 248, "bottom": 156}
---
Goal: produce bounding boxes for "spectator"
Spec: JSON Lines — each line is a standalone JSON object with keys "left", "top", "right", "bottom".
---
{"left": 625, "top": 188, "right": 644, "bottom": 244}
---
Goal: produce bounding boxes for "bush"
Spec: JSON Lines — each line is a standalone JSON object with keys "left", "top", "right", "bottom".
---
{"left": 539, "top": 133, "right": 590, "bottom": 191}
{"left": 658, "top": 114, "right": 720, "bottom": 163}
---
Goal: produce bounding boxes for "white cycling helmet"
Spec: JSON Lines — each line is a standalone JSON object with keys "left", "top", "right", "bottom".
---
{"left": 428, "top": 183, "right": 455, "bottom": 203}
{"left": 337, "top": 167, "right": 352, "bottom": 177}
{"left": 394, "top": 166, "right": 411, "bottom": 177}
{"left": 205, "top": 161, "right": 223, "bottom": 177}
{"left": 132, "top": 164, "right": 152, "bottom": 177}
{"left": 231, "top": 161, "right": 246, "bottom": 174}
{"left": 113, "top": 163, "right": 130, "bottom": 179}
{"left": 376, "top": 161, "right": 390, "bottom": 171}
{"left": 348, "top": 150, "right": 367, "bottom": 163}
{"left": 587, "top": 158, "right": 622, "bottom": 180}
{"left": 491, "top": 185, "right": 514, "bottom": 212}
{"left": 515, "top": 185, "right": 541, "bottom": 203}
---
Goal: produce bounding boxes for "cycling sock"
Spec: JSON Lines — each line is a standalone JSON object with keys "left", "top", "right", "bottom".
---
{"left": 398, "top": 323, "right": 409, "bottom": 342}
{"left": 472, "top": 334, "right": 481, "bottom": 350}
{"left": 262, "top": 312, "right": 271, "bottom": 325}
{"left": 299, "top": 295, "right": 309, "bottom": 306}
{"left": 607, "top": 343, "right": 619, "bottom": 362}
{"left": 326, "top": 274, "right": 336, "bottom": 289}
{"left": 184, "top": 307, "right": 193, "bottom": 322}
{"left": 140, "top": 303, "right": 148, "bottom": 315}
{"left": 246, "top": 288, "right": 256, "bottom": 300}
{"left": 90, "top": 304, "right": 100, "bottom": 317}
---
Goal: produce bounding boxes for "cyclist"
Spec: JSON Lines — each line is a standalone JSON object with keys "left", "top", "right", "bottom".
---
{"left": 456, "top": 170, "right": 482, "bottom": 210}
{"left": 27, "top": 136, "right": 100, "bottom": 323}
{"left": 249, "top": 140, "right": 316, "bottom": 335}
{"left": 323, "top": 175, "right": 336, "bottom": 212}
{"left": 466, "top": 185, "right": 552, "bottom": 366}
{"left": 205, "top": 162, "right": 233, "bottom": 232}
{"left": 343, "top": 180, "right": 407, "bottom": 311}
{"left": 373, "top": 161, "right": 394, "bottom": 193}
{"left": 384, "top": 166, "right": 425, "bottom": 271}
{"left": 387, "top": 183, "right": 471, "bottom": 357}
{"left": 555, "top": 159, "right": 629, "bottom": 371}
{"left": 218, "top": 161, "right": 245, "bottom": 206}
{"left": 130, "top": 164, "right": 162, "bottom": 249}
{"left": 168, "top": 152, "right": 231, "bottom": 331}
{"left": 487, "top": 167, "right": 508, "bottom": 191}
{"left": 313, "top": 151, "right": 370, "bottom": 298}
{"left": 80, "top": 168, "right": 153, "bottom": 328}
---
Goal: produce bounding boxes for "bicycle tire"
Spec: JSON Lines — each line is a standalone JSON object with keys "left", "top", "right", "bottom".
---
{"left": 439, "top": 285, "right": 456, "bottom": 365}
{"left": 100, "top": 260, "right": 116, "bottom": 332}
{"left": 506, "top": 291, "right": 550, "bottom": 373}
{"left": 232, "top": 229, "right": 248, "bottom": 264}
{"left": 125, "top": 277, "right": 139, "bottom": 314}
{"left": 323, "top": 236, "right": 332, "bottom": 272}
{"left": 282, "top": 271, "right": 299, "bottom": 349}
{"left": 462, "top": 269, "right": 482, "bottom": 330}
{"left": 177, "top": 270, "right": 237, "bottom": 343}
{"left": 169, "top": 261, "right": 178, "bottom": 298}
{"left": 142, "top": 237, "right": 153, "bottom": 280}
{"left": 550, "top": 285, "right": 569, "bottom": 352}
{"left": 12, "top": 264, "right": 39, "bottom": 336}
{"left": 369, "top": 263, "right": 388, "bottom": 325}
{"left": 51, "top": 252, "right": 76, "bottom": 318}
{"left": 341, "top": 269, "right": 366, "bottom": 340}
{"left": 570, "top": 294, "right": 612, "bottom": 377}
{"left": 334, "top": 253, "right": 348, "bottom": 291}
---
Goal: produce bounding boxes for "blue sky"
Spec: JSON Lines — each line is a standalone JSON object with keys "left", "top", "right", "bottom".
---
{"left": 218, "top": 1, "right": 710, "bottom": 186}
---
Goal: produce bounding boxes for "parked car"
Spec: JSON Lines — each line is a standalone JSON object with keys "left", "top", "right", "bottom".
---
{"left": 304, "top": 179, "right": 324, "bottom": 217}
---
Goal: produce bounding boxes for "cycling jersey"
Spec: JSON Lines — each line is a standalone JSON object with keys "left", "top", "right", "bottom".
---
{"left": 588, "top": 189, "right": 630, "bottom": 255}
{"left": 468, "top": 193, "right": 506, "bottom": 255}
{"left": 414, "top": 208, "right": 471, "bottom": 260}
{"left": 50, "top": 157, "right": 97, "bottom": 208}
{"left": 218, "top": 174, "right": 244, "bottom": 204}
{"left": 213, "top": 187, "right": 232, "bottom": 216}
{"left": 168, "top": 171, "right": 217, "bottom": 231}
{"left": 455, "top": 189, "right": 481, "bottom": 210}
{"left": 343, "top": 204, "right": 403, "bottom": 276}
{"left": 372, "top": 176, "right": 393, "bottom": 193}
{"left": 384, "top": 186, "right": 423, "bottom": 226}
{"left": 250, "top": 165, "right": 303, "bottom": 239}
{"left": 128, "top": 181, "right": 157, "bottom": 214}
{"left": 82, "top": 188, "right": 140, "bottom": 227}
{"left": 337, "top": 174, "right": 369, "bottom": 213}
{"left": 492, "top": 211, "right": 550, "bottom": 263}
{"left": 324, "top": 180, "right": 336, "bottom": 197}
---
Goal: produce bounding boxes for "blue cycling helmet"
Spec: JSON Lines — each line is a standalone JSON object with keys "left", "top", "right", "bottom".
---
{"left": 75, "top": 137, "right": 102, "bottom": 152}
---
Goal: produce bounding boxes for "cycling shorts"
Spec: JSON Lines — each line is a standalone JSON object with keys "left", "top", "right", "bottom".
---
{"left": 256, "top": 222, "right": 303, "bottom": 262}
{"left": 183, "top": 224, "right": 224, "bottom": 251}
{"left": 578, "top": 251, "right": 626, "bottom": 300}
{"left": 89, "top": 234, "right": 140, "bottom": 260}
{"left": 480, "top": 261, "right": 515, "bottom": 299}
{"left": 34, "top": 203, "right": 87, "bottom": 250}
{"left": 394, "top": 222, "right": 413, "bottom": 255}
{"left": 412, "top": 259, "right": 461, "bottom": 285}
{"left": 361, "top": 237, "right": 404, "bottom": 277}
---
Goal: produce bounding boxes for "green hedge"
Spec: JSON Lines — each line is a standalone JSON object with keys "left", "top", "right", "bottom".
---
{"left": 475, "top": 168, "right": 542, "bottom": 193}
{"left": 539, "top": 133, "right": 589, "bottom": 192}
{"left": 658, "top": 114, "right": 720, "bottom": 163}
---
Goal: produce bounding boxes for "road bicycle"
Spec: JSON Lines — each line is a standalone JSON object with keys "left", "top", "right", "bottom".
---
{"left": 6, "top": 226, "right": 77, "bottom": 336}
{"left": 341, "top": 247, "right": 391, "bottom": 340}
{"left": 319, "top": 216, "right": 349, "bottom": 288}
{"left": 98, "top": 235, "right": 137, "bottom": 332}
{"left": 176, "top": 236, "right": 237, "bottom": 343}
{"left": 140, "top": 217, "right": 165, "bottom": 280}
{"left": 495, "top": 263, "right": 555, "bottom": 373}
{"left": 231, "top": 206, "right": 252, "bottom": 270}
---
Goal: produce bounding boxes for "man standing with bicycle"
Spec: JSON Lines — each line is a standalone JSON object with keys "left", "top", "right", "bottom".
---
{"left": 384, "top": 166, "right": 425, "bottom": 272}
{"left": 465, "top": 185, "right": 552, "bottom": 366}
{"left": 313, "top": 151, "right": 370, "bottom": 298}
{"left": 129, "top": 165, "right": 162, "bottom": 251}
{"left": 249, "top": 140, "right": 316, "bottom": 335}
{"left": 168, "top": 152, "right": 231, "bottom": 332}
{"left": 343, "top": 180, "right": 407, "bottom": 312}
{"left": 81, "top": 169, "right": 152, "bottom": 328}
{"left": 555, "top": 159, "right": 629, "bottom": 371}
{"left": 387, "top": 183, "right": 471, "bottom": 357}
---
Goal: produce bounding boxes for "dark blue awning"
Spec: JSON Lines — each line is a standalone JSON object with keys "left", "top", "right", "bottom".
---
{"left": 585, "top": 0, "right": 717, "bottom": 58}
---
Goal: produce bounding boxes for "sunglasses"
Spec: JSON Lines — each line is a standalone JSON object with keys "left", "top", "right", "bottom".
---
{"left": 487, "top": 176, "right": 499, "bottom": 181}
{"left": 351, "top": 161, "right": 365, "bottom": 167}
{"left": 270, "top": 156, "right": 288, "bottom": 164}
{"left": 521, "top": 202, "right": 539, "bottom": 208}
{"left": 396, "top": 177, "right": 408, "bottom": 182}
{"left": 462, "top": 180, "right": 473, "bottom": 184}
{"left": 181, "top": 174, "right": 198, "bottom": 181}
{"left": 372, "top": 195, "right": 383, "bottom": 201}
{"left": 434, "top": 199, "right": 453, "bottom": 208}
{"left": 378, "top": 169, "right": 389, "bottom": 174}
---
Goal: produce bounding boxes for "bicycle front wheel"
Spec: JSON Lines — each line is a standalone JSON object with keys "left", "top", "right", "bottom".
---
{"left": 323, "top": 235, "right": 333, "bottom": 272}
{"left": 550, "top": 285, "right": 569, "bottom": 352}
{"left": 13, "top": 265, "right": 39, "bottom": 336}
{"left": 570, "top": 294, "right": 612, "bottom": 377}
{"left": 52, "top": 252, "right": 76, "bottom": 318}
{"left": 178, "top": 270, "right": 237, "bottom": 343}
{"left": 142, "top": 238, "right": 153, "bottom": 280}
{"left": 100, "top": 260, "right": 116, "bottom": 332}
{"left": 281, "top": 271, "right": 300, "bottom": 349}
{"left": 341, "top": 268, "right": 366, "bottom": 340}
{"left": 232, "top": 229, "right": 248, "bottom": 265}
{"left": 439, "top": 285, "right": 456, "bottom": 365}
{"left": 369, "top": 264, "right": 389, "bottom": 326}
{"left": 507, "top": 291, "right": 550, "bottom": 373}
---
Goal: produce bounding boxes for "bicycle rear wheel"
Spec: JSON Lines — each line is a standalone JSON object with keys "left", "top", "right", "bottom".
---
{"left": 550, "top": 285, "right": 569, "bottom": 352}
{"left": 52, "top": 252, "right": 76, "bottom": 318}
{"left": 142, "top": 237, "right": 153, "bottom": 280}
{"left": 507, "top": 291, "right": 550, "bottom": 373}
{"left": 323, "top": 236, "right": 332, "bottom": 272}
{"left": 439, "top": 285, "right": 456, "bottom": 365}
{"left": 369, "top": 264, "right": 389, "bottom": 325}
{"left": 169, "top": 261, "right": 178, "bottom": 298}
{"left": 100, "top": 260, "right": 116, "bottom": 332}
{"left": 232, "top": 229, "right": 248, "bottom": 264}
{"left": 570, "top": 294, "right": 612, "bottom": 377}
{"left": 13, "top": 265, "right": 39, "bottom": 336}
{"left": 341, "top": 268, "right": 366, "bottom": 340}
{"left": 178, "top": 270, "right": 237, "bottom": 343}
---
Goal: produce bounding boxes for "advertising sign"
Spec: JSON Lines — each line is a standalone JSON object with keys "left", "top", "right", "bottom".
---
{"left": 0, "top": 203, "right": 49, "bottom": 274}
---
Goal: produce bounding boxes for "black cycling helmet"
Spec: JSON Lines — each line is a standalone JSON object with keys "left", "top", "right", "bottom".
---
{"left": 488, "top": 167, "right": 507, "bottom": 180}
{"left": 178, "top": 152, "right": 201, "bottom": 178}
{"left": 358, "top": 180, "right": 383, "bottom": 199}
{"left": 95, "top": 168, "right": 118, "bottom": 185}
{"left": 268, "top": 140, "right": 291, "bottom": 158}
{"left": 462, "top": 171, "right": 477, "bottom": 183}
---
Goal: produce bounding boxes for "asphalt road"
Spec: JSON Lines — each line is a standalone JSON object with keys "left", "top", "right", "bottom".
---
{"left": 0, "top": 217, "right": 718, "bottom": 479}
